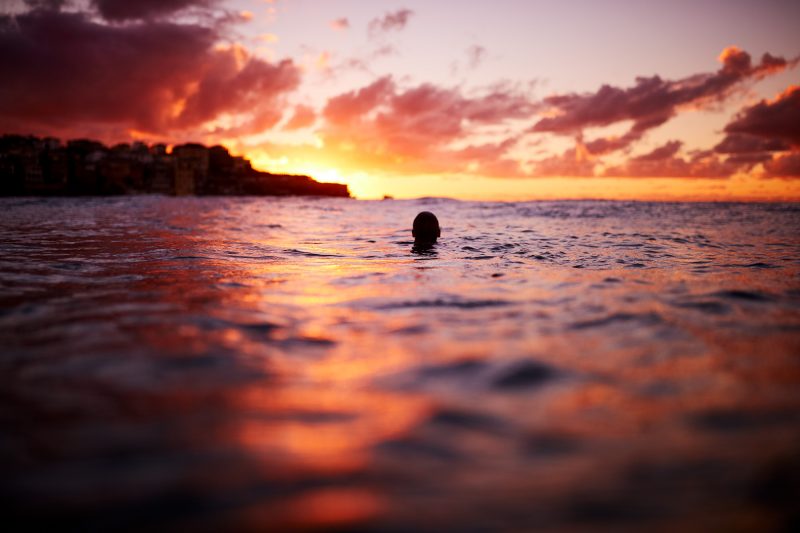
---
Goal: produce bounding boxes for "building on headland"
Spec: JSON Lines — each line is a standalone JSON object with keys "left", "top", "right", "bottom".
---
{"left": 0, "top": 134, "right": 350, "bottom": 198}
{"left": 172, "top": 144, "right": 209, "bottom": 196}
{"left": 66, "top": 139, "right": 105, "bottom": 194}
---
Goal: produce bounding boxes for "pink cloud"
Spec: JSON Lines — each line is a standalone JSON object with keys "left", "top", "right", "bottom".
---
{"left": 533, "top": 47, "right": 792, "bottom": 156}
{"left": 0, "top": 6, "right": 300, "bottom": 140}
{"left": 603, "top": 153, "right": 739, "bottom": 179}
{"left": 329, "top": 17, "right": 350, "bottom": 31}
{"left": 320, "top": 76, "right": 532, "bottom": 174}
{"left": 323, "top": 77, "right": 395, "bottom": 125}
{"left": 530, "top": 147, "right": 596, "bottom": 177}
{"left": 284, "top": 105, "right": 316, "bottom": 130}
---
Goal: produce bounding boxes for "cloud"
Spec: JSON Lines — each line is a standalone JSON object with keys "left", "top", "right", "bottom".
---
{"left": 368, "top": 8, "right": 414, "bottom": 37}
{"left": 533, "top": 47, "right": 792, "bottom": 155}
{"left": 711, "top": 85, "right": 800, "bottom": 179}
{"left": 603, "top": 152, "right": 739, "bottom": 179}
{"left": 92, "top": 0, "right": 212, "bottom": 21}
{"left": 582, "top": 126, "right": 644, "bottom": 156}
{"left": 520, "top": 47, "right": 798, "bottom": 179}
{"left": 723, "top": 85, "right": 800, "bottom": 146}
{"left": 284, "top": 105, "right": 316, "bottom": 130}
{"left": 320, "top": 76, "right": 532, "bottom": 174}
{"left": 334, "top": 44, "right": 397, "bottom": 75}
{"left": 632, "top": 140, "right": 683, "bottom": 162}
{"left": 466, "top": 45, "right": 486, "bottom": 69}
{"left": 530, "top": 147, "right": 597, "bottom": 177}
{"left": 599, "top": 82, "right": 800, "bottom": 180}
{"left": 0, "top": 7, "right": 300, "bottom": 140}
{"left": 323, "top": 77, "right": 395, "bottom": 126}
{"left": 175, "top": 53, "right": 299, "bottom": 131}
{"left": 529, "top": 138, "right": 746, "bottom": 179}
{"left": 23, "top": 0, "right": 68, "bottom": 10}
{"left": 764, "top": 152, "right": 800, "bottom": 177}
{"left": 329, "top": 17, "right": 349, "bottom": 31}
{"left": 714, "top": 133, "right": 790, "bottom": 154}
{"left": 257, "top": 32, "right": 279, "bottom": 43}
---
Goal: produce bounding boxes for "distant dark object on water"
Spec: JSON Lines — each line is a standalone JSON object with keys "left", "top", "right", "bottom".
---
{"left": 382, "top": 195, "right": 394, "bottom": 200}
{"left": 413, "top": 211, "right": 440, "bottom": 243}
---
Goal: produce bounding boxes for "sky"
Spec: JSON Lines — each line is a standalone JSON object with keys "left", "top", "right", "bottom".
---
{"left": 1, "top": 0, "right": 799, "bottom": 200}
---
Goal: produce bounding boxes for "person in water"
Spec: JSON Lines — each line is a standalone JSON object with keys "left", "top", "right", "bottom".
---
{"left": 412, "top": 211, "right": 440, "bottom": 243}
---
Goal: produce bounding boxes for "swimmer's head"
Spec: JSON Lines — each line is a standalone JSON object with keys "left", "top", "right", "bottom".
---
{"left": 412, "top": 211, "right": 440, "bottom": 243}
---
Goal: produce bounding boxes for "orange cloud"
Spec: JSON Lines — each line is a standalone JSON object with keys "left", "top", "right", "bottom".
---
{"left": 603, "top": 152, "right": 739, "bottom": 179}
{"left": 764, "top": 152, "right": 800, "bottom": 177}
{"left": 284, "top": 105, "right": 317, "bottom": 130}
{"left": 318, "top": 76, "right": 532, "bottom": 175}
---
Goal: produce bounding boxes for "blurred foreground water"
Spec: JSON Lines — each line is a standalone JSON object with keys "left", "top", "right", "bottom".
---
{"left": 1, "top": 197, "right": 799, "bottom": 531}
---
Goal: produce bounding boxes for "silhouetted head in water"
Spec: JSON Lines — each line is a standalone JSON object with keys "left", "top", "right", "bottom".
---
{"left": 412, "top": 211, "right": 440, "bottom": 243}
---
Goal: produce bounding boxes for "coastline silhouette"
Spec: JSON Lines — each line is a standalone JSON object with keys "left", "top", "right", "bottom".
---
{"left": 0, "top": 134, "right": 349, "bottom": 198}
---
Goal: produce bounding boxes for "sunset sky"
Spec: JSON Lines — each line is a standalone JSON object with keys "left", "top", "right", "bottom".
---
{"left": 1, "top": 0, "right": 799, "bottom": 200}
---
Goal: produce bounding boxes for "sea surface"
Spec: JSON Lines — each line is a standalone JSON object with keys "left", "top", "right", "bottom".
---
{"left": 1, "top": 197, "right": 799, "bottom": 531}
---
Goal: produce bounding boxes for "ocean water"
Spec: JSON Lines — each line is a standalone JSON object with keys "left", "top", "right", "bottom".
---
{"left": 1, "top": 196, "right": 799, "bottom": 531}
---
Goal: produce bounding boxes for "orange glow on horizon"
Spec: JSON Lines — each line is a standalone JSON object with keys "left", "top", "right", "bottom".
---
{"left": 241, "top": 147, "right": 800, "bottom": 202}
